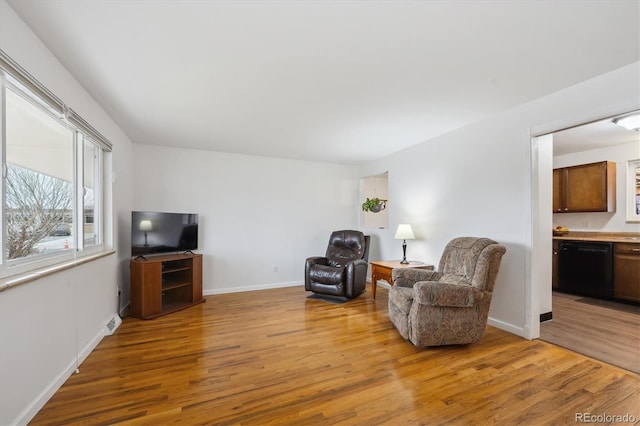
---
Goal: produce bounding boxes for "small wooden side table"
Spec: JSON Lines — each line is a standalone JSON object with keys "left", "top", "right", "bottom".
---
{"left": 370, "top": 260, "right": 434, "bottom": 299}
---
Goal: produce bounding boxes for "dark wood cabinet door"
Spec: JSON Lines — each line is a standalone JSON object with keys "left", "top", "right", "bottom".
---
{"left": 552, "top": 169, "right": 563, "bottom": 213}
{"left": 564, "top": 162, "right": 607, "bottom": 212}
{"left": 614, "top": 244, "right": 640, "bottom": 302}
{"left": 553, "top": 161, "right": 615, "bottom": 213}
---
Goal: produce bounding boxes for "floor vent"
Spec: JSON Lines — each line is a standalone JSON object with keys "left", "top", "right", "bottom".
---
{"left": 105, "top": 315, "right": 122, "bottom": 335}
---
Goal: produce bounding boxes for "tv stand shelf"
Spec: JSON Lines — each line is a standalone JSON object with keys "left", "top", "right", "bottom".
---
{"left": 163, "top": 281, "right": 190, "bottom": 289}
{"left": 130, "top": 253, "right": 204, "bottom": 319}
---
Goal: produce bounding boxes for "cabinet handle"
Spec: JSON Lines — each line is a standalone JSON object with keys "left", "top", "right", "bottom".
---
{"left": 564, "top": 208, "right": 568, "bottom": 211}
{"left": 629, "top": 248, "right": 640, "bottom": 252}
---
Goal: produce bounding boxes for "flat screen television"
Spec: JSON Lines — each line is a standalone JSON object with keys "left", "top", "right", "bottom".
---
{"left": 131, "top": 211, "right": 198, "bottom": 256}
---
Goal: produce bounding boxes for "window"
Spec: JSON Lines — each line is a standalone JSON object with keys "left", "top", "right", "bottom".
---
{"left": 1, "top": 50, "right": 111, "bottom": 279}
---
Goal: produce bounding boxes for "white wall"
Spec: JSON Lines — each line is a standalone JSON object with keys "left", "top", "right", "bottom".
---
{"left": 132, "top": 144, "right": 359, "bottom": 293}
{"left": 359, "top": 119, "right": 530, "bottom": 336}
{"left": 0, "top": 1, "right": 134, "bottom": 424}
{"left": 553, "top": 140, "right": 640, "bottom": 233}
{"left": 358, "top": 62, "right": 640, "bottom": 339}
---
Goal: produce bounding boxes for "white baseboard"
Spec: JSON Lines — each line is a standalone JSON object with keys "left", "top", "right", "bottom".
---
{"left": 487, "top": 316, "right": 527, "bottom": 339}
{"left": 13, "top": 329, "right": 105, "bottom": 426}
{"left": 204, "top": 280, "right": 303, "bottom": 295}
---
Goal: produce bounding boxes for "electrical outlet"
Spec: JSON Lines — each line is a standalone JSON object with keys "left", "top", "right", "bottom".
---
{"left": 273, "top": 265, "right": 278, "bottom": 272}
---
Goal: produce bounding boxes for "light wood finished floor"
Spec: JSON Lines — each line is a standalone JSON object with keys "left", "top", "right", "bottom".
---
{"left": 540, "top": 291, "right": 640, "bottom": 374}
{"left": 32, "top": 286, "right": 640, "bottom": 425}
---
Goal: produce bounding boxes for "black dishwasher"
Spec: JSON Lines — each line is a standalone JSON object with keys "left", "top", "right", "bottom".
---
{"left": 557, "top": 241, "right": 614, "bottom": 299}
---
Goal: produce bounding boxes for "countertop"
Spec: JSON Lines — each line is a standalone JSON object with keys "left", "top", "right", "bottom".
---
{"left": 552, "top": 231, "right": 640, "bottom": 244}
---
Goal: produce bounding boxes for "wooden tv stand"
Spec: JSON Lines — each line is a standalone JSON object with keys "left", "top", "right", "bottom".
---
{"left": 130, "top": 253, "right": 204, "bottom": 319}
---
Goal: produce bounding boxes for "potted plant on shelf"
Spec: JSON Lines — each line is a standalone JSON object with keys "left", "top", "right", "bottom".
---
{"left": 362, "top": 197, "right": 387, "bottom": 213}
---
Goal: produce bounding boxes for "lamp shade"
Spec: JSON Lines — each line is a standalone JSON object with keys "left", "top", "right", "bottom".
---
{"left": 394, "top": 224, "right": 415, "bottom": 240}
{"left": 139, "top": 220, "right": 153, "bottom": 232}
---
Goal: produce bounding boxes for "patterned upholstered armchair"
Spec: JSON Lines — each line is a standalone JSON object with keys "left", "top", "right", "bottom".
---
{"left": 305, "top": 230, "right": 370, "bottom": 300}
{"left": 388, "top": 237, "right": 506, "bottom": 347}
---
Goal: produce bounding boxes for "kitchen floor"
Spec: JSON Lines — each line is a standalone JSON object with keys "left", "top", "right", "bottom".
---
{"left": 540, "top": 291, "right": 640, "bottom": 373}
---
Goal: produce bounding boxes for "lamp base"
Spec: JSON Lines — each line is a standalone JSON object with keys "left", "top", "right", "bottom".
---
{"left": 400, "top": 240, "right": 409, "bottom": 264}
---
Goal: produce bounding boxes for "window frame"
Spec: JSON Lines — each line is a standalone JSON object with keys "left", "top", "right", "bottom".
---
{"left": 0, "top": 49, "right": 111, "bottom": 281}
{"left": 78, "top": 134, "right": 104, "bottom": 253}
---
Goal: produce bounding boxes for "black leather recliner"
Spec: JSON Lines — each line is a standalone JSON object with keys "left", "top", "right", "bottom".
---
{"left": 305, "top": 230, "right": 370, "bottom": 299}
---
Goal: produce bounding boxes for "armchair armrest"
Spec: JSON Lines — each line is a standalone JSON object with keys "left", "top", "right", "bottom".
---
{"left": 392, "top": 268, "right": 442, "bottom": 288}
{"left": 413, "top": 281, "right": 485, "bottom": 307}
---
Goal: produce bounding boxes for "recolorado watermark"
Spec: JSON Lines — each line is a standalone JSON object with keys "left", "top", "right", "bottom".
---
{"left": 575, "top": 412, "right": 637, "bottom": 423}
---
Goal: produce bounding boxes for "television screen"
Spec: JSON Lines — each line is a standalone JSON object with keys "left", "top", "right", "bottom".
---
{"left": 131, "top": 211, "right": 198, "bottom": 256}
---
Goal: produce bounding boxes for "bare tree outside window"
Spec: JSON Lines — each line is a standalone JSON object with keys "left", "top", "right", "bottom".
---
{"left": 5, "top": 164, "right": 73, "bottom": 259}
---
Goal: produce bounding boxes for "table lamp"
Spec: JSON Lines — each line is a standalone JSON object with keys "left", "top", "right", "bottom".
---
{"left": 395, "top": 224, "right": 415, "bottom": 264}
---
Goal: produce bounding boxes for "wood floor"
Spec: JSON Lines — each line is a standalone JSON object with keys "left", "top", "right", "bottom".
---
{"left": 540, "top": 291, "right": 640, "bottom": 374}
{"left": 32, "top": 285, "right": 640, "bottom": 425}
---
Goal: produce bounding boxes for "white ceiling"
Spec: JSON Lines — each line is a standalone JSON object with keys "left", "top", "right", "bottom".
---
{"left": 553, "top": 112, "right": 640, "bottom": 157}
{"left": 6, "top": 0, "right": 640, "bottom": 164}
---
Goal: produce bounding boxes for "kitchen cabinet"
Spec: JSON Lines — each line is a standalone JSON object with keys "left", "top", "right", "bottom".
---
{"left": 553, "top": 161, "right": 616, "bottom": 213}
{"left": 614, "top": 243, "right": 640, "bottom": 302}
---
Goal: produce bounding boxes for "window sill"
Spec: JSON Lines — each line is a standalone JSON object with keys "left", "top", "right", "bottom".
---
{"left": 0, "top": 250, "right": 116, "bottom": 292}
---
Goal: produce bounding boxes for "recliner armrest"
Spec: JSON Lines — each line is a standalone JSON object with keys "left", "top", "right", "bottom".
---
{"left": 392, "top": 268, "right": 443, "bottom": 288}
{"left": 345, "top": 258, "right": 368, "bottom": 269}
{"left": 343, "top": 259, "right": 369, "bottom": 298}
{"left": 413, "top": 281, "right": 485, "bottom": 307}
{"left": 344, "top": 258, "right": 368, "bottom": 280}
{"left": 304, "top": 256, "right": 331, "bottom": 291}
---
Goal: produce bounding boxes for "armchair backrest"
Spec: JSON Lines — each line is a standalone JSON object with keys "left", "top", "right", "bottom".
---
{"left": 325, "top": 230, "right": 368, "bottom": 267}
{"left": 438, "top": 237, "right": 506, "bottom": 291}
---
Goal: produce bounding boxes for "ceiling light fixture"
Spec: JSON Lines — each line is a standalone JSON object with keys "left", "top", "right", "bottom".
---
{"left": 612, "top": 113, "right": 640, "bottom": 131}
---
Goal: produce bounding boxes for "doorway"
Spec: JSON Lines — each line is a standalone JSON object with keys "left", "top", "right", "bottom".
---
{"left": 531, "top": 109, "right": 640, "bottom": 373}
